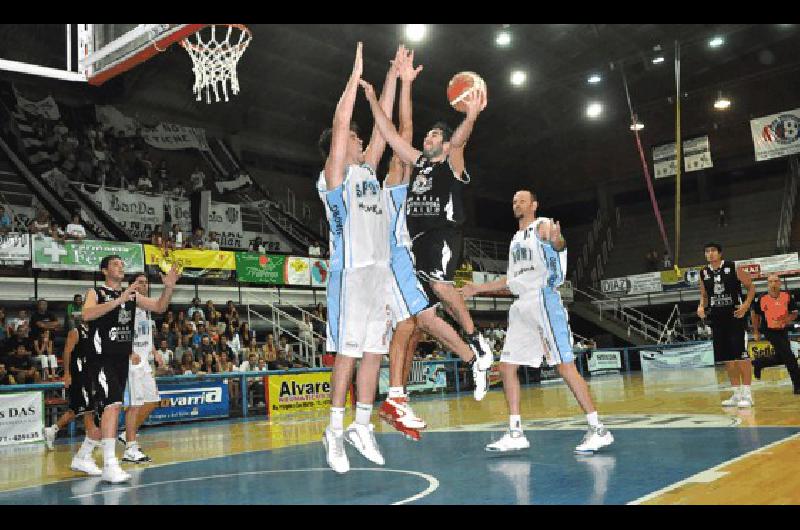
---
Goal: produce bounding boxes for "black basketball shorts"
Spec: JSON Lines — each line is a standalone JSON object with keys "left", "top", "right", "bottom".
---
{"left": 710, "top": 317, "right": 749, "bottom": 363}
{"left": 410, "top": 227, "right": 463, "bottom": 308}
{"left": 87, "top": 353, "right": 130, "bottom": 416}
{"left": 67, "top": 358, "right": 92, "bottom": 415}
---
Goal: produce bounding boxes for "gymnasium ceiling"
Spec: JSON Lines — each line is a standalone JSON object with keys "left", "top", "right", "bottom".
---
{"left": 2, "top": 24, "right": 800, "bottom": 203}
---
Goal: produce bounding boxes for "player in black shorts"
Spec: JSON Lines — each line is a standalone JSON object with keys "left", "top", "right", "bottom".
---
{"left": 359, "top": 78, "right": 496, "bottom": 399}
{"left": 82, "top": 254, "right": 180, "bottom": 483}
{"left": 42, "top": 318, "right": 104, "bottom": 476}
{"left": 697, "top": 242, "right": 756, "bottom": 408}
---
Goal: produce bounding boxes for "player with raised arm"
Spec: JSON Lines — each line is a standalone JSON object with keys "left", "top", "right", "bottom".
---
{"left": 359, "top": 73, "right": 496, "bottom": 405}
{"left": 461, "top": 190, "right": 614, "bottom": 454}
{"left": 317, "top": 43, "right": 403, "bottom": 473}
{"left": 82, "top": 255, "right": 179, "bottom": 483}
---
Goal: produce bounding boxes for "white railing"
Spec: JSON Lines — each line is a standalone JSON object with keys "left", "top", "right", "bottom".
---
{"left": 246, "top": 303, "right": 323, "bottom": 368}
{"left": 777, "top": 156, "right": 799, "bottom": 253}
{"left": 463, "top": 238, "right": 506, "bottom": 262}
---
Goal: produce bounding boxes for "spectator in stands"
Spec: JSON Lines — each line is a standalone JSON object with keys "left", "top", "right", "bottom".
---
{"left": 663, "top": 251, "right": 672, "bottom": 270}
{"left": 190, "top": 166, "right": 206, "bottom": 192}
{"left": 150, "top": 225, "right": 165, "bottom": 248}
{"left": 0, "top": 205, "right": 12, "bottom": 234}
{"left": 239, "top": 352, "right": 259, "bottom": 372}
{"left": 28, "top": 210, "right": 51, "bottom": 236}
{"left": 156, "top": 339, "right": 174, "bottom": 374}
{"left": 157, "top": 160, "right": 169, "bottom": 190}
{"left": 224, "top": 301, "right": 239, "bottom": 325}
{"left": 8, "top": 343, "right": 40, "bottom": 384}
{"left": 47, "top": 221, "right": 65, "bottom": 243}
{"left": 239, "top": 322, "right": 254, "bottom": 346}
{"left": 242, "top": 338, "right": 260, "bottom": 359}
{"left": 6, "top": 310, "right": 30, "bottom": 337}
{"left": 217, "top": 336, "right": 237, "bottom": 364}
{"left": 187, "top": 227, "right": 203, "bottom": 249}
{"left": 719, "top": 208, "right": 726, "bottom": 227}
{"left": 33, "top": 328, "right": 57, "bottom": 380}
{"left": 187, "top": 298, "right": 205, "bottom": 321}
{"left": 298, "top": 314, "right": 313, "bottom": 350}
{"left": 173, "top": 181, "right": 187, "bottom": 198}
{"left": 200, "top": 352, "right": 219, "bottom": 374}
{"left": 174, "top": 335, "right": 192, "bottom": 363}
{"left": 0, "top": 362, "right": 15, "bottom": 385}
{"left": 206, "top": 231, "right": 220, "bottom": 251}
{"left": 179, "top": 352, "right": 196, "bottom": 375}
{"left": 309, "top": 241, "right": 321, "bottom": 257}
{"left": 29, "top": 300, "right": 61, "bottom": 342}
{"left": 0, "top": 308, "right": 7, "bottom": 343}
{"left": 137, "top": 172, "right": 153, "bottom": 192}
{"left": 195, "top": 334, "right": 214, "bottom": 359}
{"left": 176, "top": 309, "right": 187, "bottom": 329}
{"left": 65, "top": 213, "right": 86, "bottom": 241}
{"left": 204, "top": 300, "right": 217, "bottom": 321}
{"left": 170, "top": 223, "right": 184, "bottom": 249}
{"left": 262, "top": 332, "right": 277, "bottom": 361}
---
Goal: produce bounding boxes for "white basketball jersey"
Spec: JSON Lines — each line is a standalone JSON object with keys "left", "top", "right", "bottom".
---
{"left": 385, "top": 183, "right": 412, "bottom": 250}
{"left": 133, "top": 307, "right": 154, "bottom": 370}
{"left": 318, "top": 164, "right": 390, "bottom": 271}
{"left": 506, "top": 217, "right": 568, "bottom": 296}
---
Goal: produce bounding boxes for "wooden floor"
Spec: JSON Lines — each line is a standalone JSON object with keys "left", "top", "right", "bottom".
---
{"left": 1, "top": 366, "right": 798, "bottom": 504}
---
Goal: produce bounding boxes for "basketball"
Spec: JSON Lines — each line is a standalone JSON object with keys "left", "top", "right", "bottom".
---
{"left": 447, "top": 71, "right": 487, "bottom": 113}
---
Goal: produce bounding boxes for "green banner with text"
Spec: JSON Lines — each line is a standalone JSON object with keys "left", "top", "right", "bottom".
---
{"left": 32, "top": 237, "right": 144, "bottom": 272}
{"left": 235, "top": 252, "right": 286, "bottom": 284}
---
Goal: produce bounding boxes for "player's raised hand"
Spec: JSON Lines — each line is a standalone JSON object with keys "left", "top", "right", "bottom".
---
{"left": 358, "top": 79, "right": 377, "bottom": 101}
{"left": 160, "top": 263, "right": 181, "bottom": 288}
{"left": 548, "top": 220, "right": 563, "bottom": 245}
{"left": 351, "top": 42, "right": 363, "bottom": 79}
{"left": 400, "top": 48, "right": 423, "bottom": 83}
{"left": 463, "top": 88, "right": 487, "bottom": 118}
{"left": 120, "top": 284, "right": 138, "bottom": 304}
{"left": 390, "top": 44, "right": 405, "bottom": 77}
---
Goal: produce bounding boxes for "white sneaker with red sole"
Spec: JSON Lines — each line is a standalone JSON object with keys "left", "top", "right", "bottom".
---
{"left": 380, "top": 396, "right": 427, "bottom": 430}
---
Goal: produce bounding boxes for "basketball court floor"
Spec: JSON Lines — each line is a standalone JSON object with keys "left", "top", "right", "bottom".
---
{"left": 0, "top": 365, "right": 798, "bottom": 505}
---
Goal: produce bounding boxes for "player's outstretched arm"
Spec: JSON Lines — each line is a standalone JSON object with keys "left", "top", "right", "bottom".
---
{"left": 137, "top": 265, "right": 181, "bottom": 314}
{"left": 359, "top": 79, "right": 421, "bottom": 166}
{"left": 82, "top": 285, "right": 135, "bottom": 322}
{"left": 460, "top": 277, "right": 509, "bottom": 299}
{"left": 364, "top": 45, "right": 403, "bottom": 169}
{"left": 448, "top": 89, "right": 487, "bottom": 177}
{"left": 324, "top": 42, "right": 363, "bottom": 191}
{"left": 386, "top": 48, "right": 423, "bottom": 187}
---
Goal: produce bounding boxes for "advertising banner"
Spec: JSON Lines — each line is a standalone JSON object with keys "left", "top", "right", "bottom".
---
{"left": 639, "top": 342, "right": 715, "bottom": 372}
{"left": 141, "top": 381, "right": 229, "bottom": 424}
{"left": 587, "top": 350, "right": 622, "bottom": 375}
{"left": 89, "top": 188, "right": 164, "bottom": 241}
{"left": 141, "top": 122, "right": 211, "bottom": 152}
{"left": 95, "top": 105, "right": 138, "bottom": 137}
{"left": 33, "top": 238, "right": 144, "bottom": 272}
{"left": 660, "top": 266, "right": 703, "bottom": 291}
{"left": 266, "top": 371, "right": 349, "bottom": 416}
{"left": 600, "top": 272, "right": 662, "bottom": 296}
{"left": 0, "top": 392, "right": 44, "bottom": 447}
{"left": 0, "top": 233, "right": 30, "bottom": 265}
{"left": 747, "top": 340, "right": 800, "bottom": 361}
{"left": 653, "top": 136, "right": 713, "bottom": 178}
{"left": 202, "top": 199, "right": 244, "bottom": 248}
{"left": 144, "top": 245, "right": 235, "bottom": 279}
{"left": 235, "top": 253, "right": 286, "bottom": 284}
{"left": 13, "top": 87, "right": 60, "bottom": 120}
{"left": 285, "top": 256, "right": 311, "bottom": 285}
{"left": 378, "top": 361, "right": 448, "bottom": 395}
{"left": 653, "top": 142, "right": 679, "bottom": 179}
{"left": 310, "top": 259, "right": 329, "bottom": 287}
{"left": 751, "top": 108, "right": 800, "bottom": 162}
{"left": 165, "top": 197, "right": 192, "bottom": 236}
{"left": 738, "top": 253, "right": 800, "bottom": 279}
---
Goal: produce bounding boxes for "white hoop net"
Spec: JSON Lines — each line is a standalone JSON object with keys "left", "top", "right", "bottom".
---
{"left": 180, "top": 24, "right": 252, "bottom": 104}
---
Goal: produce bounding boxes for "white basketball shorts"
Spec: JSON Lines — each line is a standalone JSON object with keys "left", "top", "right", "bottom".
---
{"left": 123, "top": 362, "right": 160, "bottom": 406}
{"left": 326, "top": 264, "right": 393, "bottom": 357}
{"left": 501, "top": 289, "right": 575, "bottom": 368}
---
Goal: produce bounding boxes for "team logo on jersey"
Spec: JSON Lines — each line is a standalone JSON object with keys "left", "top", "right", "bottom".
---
{"left": 713, "top": 281, "right": 725, "bottom": 295}
{"left": 411, "top": 172, "right": 433, "bottom": 194}
{"left": 118, "top": 307, "right": 132, "bottom": 325}
{"left": 724, "top": 267, "right": 730, "bottom": 274}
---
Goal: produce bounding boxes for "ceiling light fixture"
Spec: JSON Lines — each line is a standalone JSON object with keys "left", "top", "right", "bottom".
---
{"left": 510, "top": 70, "right": 527, "bottom": 86}
{"left": 496, "top": 31, "right": 511, "bottom": 47}
{"left": 714, "top": 92, "right": 731, "bottom": 110}
{"left": 586, "top": 102, "right": 603, "bottom": 118}
{"left": 405, "top": 24, "right": 427, "bottom": 43}
{"left": 587, "top": 74, "right": 602, "bottom": 84}
{"left": 652, "top": 56, "right": 665, "bottom": 64}
{"left": 708, "top": 36, "right": 725, "bottom": 48}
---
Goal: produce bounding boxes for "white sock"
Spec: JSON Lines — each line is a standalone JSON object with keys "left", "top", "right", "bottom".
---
{"left": 509, "top": 414, "right": 522, "bottom": 433}
{"left": 76, "top": 437, "right": 95, "bottom": 459}
{"left": 742, "top": 385, "right": 751, "bottom": 396}
{"left": 101, "top": 438, "right": 116, "bottom": 464}
{"left": 126, "top": 440, "right": 138, "bottom": 450}
{"left": 355, "top": 402, "right": 372, "bottom": 426}
{"left": 587, "top": 411, "right": 601, "bottom": 428}
{"left": 388, "top": 387, "right": 405, "bottom": 399}
{"left": 329, "top": 407, "right": 345, "bottom": 431}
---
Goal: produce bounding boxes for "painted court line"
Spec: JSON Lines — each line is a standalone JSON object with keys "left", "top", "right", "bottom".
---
{"left": 69, "top": 467, "right": 439, "bottom": 505}
{"left": 627, "top": 431, "right": 800, "bottom": 505}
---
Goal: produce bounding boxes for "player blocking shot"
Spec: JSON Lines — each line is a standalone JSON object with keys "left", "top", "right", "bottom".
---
{"left": 461, "top": 190, "right": 614, "bottom": 454}
{"left": 82, "top": 255, "right": 180, "bottom": 483}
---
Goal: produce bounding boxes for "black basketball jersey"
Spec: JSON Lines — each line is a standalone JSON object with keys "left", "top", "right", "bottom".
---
{"left": 406, "top": 155, "right": 468, "bottom": 237}
{"left": 88, "top": 285, "right": 135, "bottom": 357}
{"left": 700, "top": 260, "right": 743, "bottom": 319}
{"left": 69, "top": 323, "right": 92, "bottom": 377}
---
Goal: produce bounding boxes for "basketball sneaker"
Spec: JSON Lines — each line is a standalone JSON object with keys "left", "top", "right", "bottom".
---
{"left": 122, "top": 446, "right": 152, "bottom": 463}
{"left": 737, "top": 393, "right": 754, "bottom": 408}
{"left": 574, "top": 425, "right": 614, "bottom": 454}
{"left": 101, "top": 459, "right": 131, "bottom": 484}
{"left": 344, "top": 422, "right": 385, "bottom": 465}
{"left": 721, "top": 389, "right": 740, "bottom": 407}
{"left": 380, "top": 396, "right": 426, "bottom": 430}
{"left": 485, "top": 430, "right": 530, "bottom": 452}
{"left": 322, "top": 427, "right": 349, "bottom": 474}
{"left": 70, "top": 454, "right": 102, "bottom": 476}
{"left": 472, "top": 359, "right": 489, "bottom": 401}
{"left": 470, "top": 333, "right": 495, "bottom": 371}
{"left": 117, "top": 432, "right": 126, "bottom": 445}
{"left": 43, "top": 425, "right": 57, "bottom": 450}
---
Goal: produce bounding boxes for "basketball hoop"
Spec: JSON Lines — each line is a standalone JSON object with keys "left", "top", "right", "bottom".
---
{"left": 180, "top": 24, "right": 252, "bottom": 104}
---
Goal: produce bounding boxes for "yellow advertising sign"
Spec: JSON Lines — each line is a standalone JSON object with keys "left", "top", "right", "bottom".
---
{"left": 266, "top": 371, "right": 351, "bottom": 416}
{"left": 748, "top": 340, "right": 775, "bottom": 360}
{"left": 144, "top": 245, "right": 236, "bottom": 271}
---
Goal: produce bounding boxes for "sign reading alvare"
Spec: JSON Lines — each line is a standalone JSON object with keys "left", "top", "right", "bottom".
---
{"left": 265, "top": 371, "right": 350, "bottom": 416}
{"left": 0, "top": 392, "right": 44, "bottom": 447}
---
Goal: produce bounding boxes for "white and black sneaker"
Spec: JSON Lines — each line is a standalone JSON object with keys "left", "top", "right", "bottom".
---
{"left": 469, "top": 333, "right": 495, "bottom": 371}
{"left": 117, "top": 432, "right": 127, "bottom": 445}
{"left": 122, "top": 446, "right": 152, "bottom": 463}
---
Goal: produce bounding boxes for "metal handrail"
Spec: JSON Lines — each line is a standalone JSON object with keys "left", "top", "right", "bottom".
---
{"left": 247, "top": 305, "right": 321, "bottom": 368}
{"left": 574, "top": 287, "right": 672, "bottom": 343}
